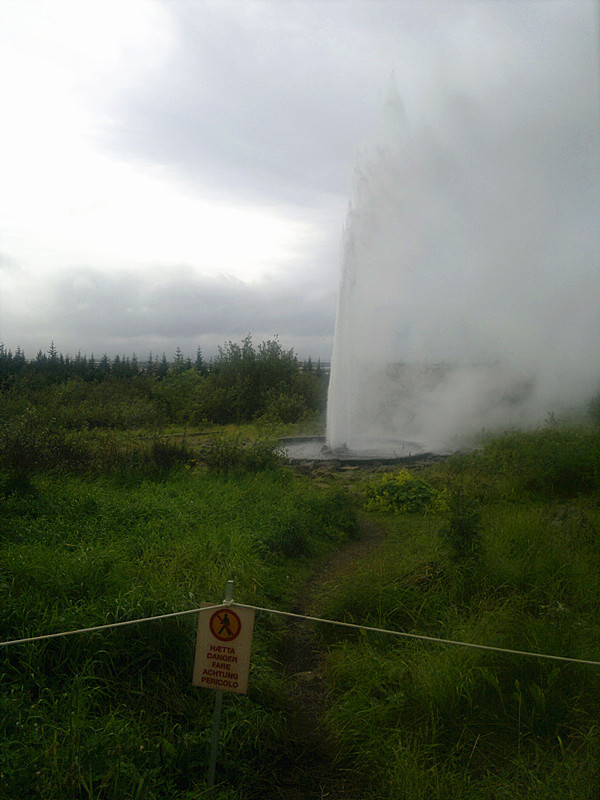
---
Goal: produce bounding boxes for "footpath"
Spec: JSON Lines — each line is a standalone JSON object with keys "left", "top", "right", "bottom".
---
{"left": 263, "top": 517, "right": 386, "bottom": 800}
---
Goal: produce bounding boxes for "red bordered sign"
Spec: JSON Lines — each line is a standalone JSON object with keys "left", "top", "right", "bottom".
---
{"left": 209, "top": 609, "right": 242, "bottom": 642}
{"left": 193, "top": 605, "right": 255, "bottom": 694}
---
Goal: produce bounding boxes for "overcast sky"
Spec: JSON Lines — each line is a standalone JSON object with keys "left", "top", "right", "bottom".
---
{"left": 1, "top": 0, "right": 598, "bottom": 362}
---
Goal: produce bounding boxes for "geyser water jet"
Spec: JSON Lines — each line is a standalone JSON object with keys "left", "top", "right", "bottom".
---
{"left": 326, "top": 77, "right": 600, "bottom": 455}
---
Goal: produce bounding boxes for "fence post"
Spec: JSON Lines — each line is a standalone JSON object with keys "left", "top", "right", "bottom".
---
{"left": 207, "top": 579, "right": 234, "bottom": 794}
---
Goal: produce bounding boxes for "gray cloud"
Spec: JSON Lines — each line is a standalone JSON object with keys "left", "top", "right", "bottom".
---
{"left": 10, "top": 264, "right": 336, "bottom": 359}
{"left": 105, "top": 2, "right": 599, "bottom": 206}
{"left": 2, "top": 0, "right": 598, "bottom": 382}
{"left": 104, "top": 2, "right": 466, "bottom": 203}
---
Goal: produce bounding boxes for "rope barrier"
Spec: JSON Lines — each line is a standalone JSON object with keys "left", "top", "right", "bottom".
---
{"left": 232, "top": 603, "right": 600, "bottom": 667}
{"left": 0, "top": 604, "right": 223, "bottom": 649}
{"left": 1, "top": 599, "right": 599, "bottom": 668}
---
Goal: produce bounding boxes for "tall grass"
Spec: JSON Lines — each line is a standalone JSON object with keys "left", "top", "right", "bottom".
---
{"left": 431, "top": 425, "right": 600, "bottom": 502}
{"left": 314, "top": 427, "right": 600, "bottom": 799}
{"left": 3, "top": 407, "right": 599, "bottom": 797}
{"left": 0, "top": 461, "right": 357, "bottom": 799}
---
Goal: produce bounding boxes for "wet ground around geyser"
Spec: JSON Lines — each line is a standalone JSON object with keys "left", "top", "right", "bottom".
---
{"left": 280, "top": 435, "right": 450, "bottom": 467}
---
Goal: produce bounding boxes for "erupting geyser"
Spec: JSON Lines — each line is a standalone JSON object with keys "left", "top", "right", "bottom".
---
{"left": 326, "top": 76, "right": 600, "bottom": 456}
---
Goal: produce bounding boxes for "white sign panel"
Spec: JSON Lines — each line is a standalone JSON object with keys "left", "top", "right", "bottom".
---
{"left": 193, "top": 604, "right": 255, "bottom": 694}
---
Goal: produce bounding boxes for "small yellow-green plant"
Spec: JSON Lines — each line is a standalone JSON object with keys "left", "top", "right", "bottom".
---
{"left": 363, "top": 468, "right": 447, "bottom": 513}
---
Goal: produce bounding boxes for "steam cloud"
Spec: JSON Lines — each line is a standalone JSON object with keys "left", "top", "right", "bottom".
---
{"left": 327, "top": 77, "right": 600, "bottom": 453}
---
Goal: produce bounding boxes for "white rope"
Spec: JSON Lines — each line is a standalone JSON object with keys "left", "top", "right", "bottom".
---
{"left": 1, "top": 599, "right": 599, "bottom": 668}
{"left": 232, "top": 603, "right": 600, "bottom": 668}
{"left": 0, "top": 604, "right": 223, "bottom": 649}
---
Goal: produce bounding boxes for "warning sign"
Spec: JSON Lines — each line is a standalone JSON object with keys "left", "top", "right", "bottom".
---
{"left": 193, "top": 604, "right": 255, "bottom": 694}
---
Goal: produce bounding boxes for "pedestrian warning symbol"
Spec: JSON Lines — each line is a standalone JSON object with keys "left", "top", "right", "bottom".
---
{"left": 209, "top": 609, "right": 242, "bottom": 642}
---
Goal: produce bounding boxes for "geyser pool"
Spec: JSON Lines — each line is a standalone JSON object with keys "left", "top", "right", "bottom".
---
{"left": 281, "top": 435, "right": 429, "bottom": 462}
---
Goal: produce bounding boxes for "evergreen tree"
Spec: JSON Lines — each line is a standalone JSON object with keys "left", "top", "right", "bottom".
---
{"left": 13, "top": 347, "right": 26, "bottom": 375}
{"left": 195, "top": 346, "right": 206, "bottom": 374}
{"left": 172, "top": 347, "right": 186, "bottom": 374}
{"left": 157, "top": 353, "right": 169, "bottom": 377}
{"left": 74, "top": 350, "right": 86, "bottom": 375}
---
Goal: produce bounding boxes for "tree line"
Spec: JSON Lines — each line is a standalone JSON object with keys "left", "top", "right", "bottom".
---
{"left": 0, "top": 339, "right": 325, "bottom": 382}
{"left": 0, "top": 336, "right": 328, "bottom": 428}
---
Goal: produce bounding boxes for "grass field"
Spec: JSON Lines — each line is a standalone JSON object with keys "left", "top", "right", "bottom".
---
{"left": 0, "top": 439, "right": 357, "bottom": 800}
{"left": 1, "top": 420, "right": 600, "bottom": 798}
{"left": 313, "top": 426, "right": 600, "bottom": 799}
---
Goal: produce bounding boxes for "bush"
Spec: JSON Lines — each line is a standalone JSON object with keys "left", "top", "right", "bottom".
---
{"left": 0, "top": 408, "right": 195, "bottom": 485}
{"left": 0, "top": 407, "right": 90, "bottom": 477}
{"left": 262, "top": 391, "right": 309, "bottom": 424}
{"left": 263, "top": 515, "right": 311, "bottom": 557}
{"left": 148, "top": 437, "right": 195, "bottom": 476}
{"left": 363, "top": 469, "right": 447, "bottom": 513}
{"left": 261, "top": 486, "right": 358, "bottom": 557}
{"left": 203, "top": 435, "right": 283, "bottom": 473}
{"left": 439, "top": 490, "right": 483, "bottom": 565}
{"left": 479, "top": 427, "right": 600, "bottom": 499}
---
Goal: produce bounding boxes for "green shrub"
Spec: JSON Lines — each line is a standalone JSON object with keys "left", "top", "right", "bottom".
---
{"left": 480, "top": 427, "right": 600, "bottom": 499}
{"left": 364, "top": 469, "right": 447, "bottom": 513}
{"left": 262, "top": 515, "right": 311, "bottom": 557}
{"left": 440, "top": 490, "right": 483, "bottom": 565}
{"left": 262, "top": 391, "right": 309, "bottom": 424}
{"left": 261, "top": 486, "right": 358, "bottom": 557}
{"left": 433, "top": 427, "right": 600, "bottom": 502}
{"left": 0, "top": 408, "right": 195, "bottom": 486}
{"left": 0, "top": 407, "right": 90, "bottom": 477}
{"left": 203, "top": 434, "right": 283, "bottom": 473}
{"left": 148, "top": 437, "right": 194, "bottom": 476}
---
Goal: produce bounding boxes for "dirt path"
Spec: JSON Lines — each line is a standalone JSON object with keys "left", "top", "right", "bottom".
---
{"left": 264, "top": 517, "right": 386, "bottom": 800}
